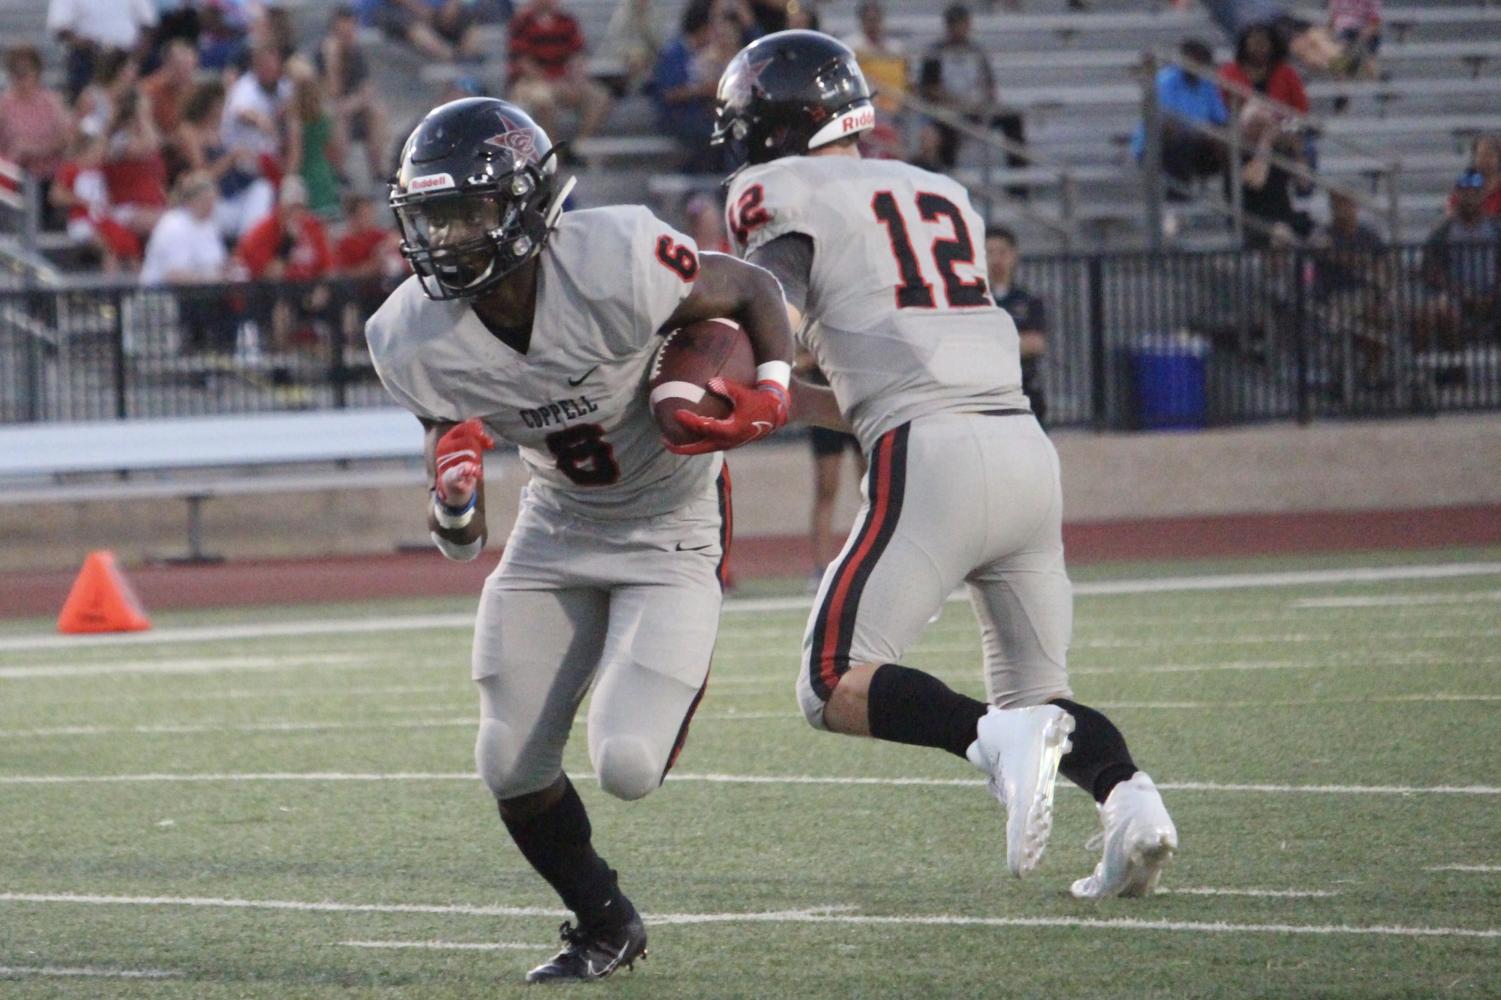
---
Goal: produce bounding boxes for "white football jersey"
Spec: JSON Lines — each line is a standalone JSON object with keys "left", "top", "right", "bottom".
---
{"left": 366, "top": 204, "right": 721, "bottom": 520}
{"left": 727, "top": 156, "right": 1029, "bottom": 448}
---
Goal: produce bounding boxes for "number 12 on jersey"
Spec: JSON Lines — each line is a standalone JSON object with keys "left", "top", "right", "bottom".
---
{"left": 871, "top": 191, "right": 990, "bottom": 310}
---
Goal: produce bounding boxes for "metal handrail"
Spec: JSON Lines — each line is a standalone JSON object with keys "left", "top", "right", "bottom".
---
{"left": 894, "top": 89, "right": 1081, "bottom": 247}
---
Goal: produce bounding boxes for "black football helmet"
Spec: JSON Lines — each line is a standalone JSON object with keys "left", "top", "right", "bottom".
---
{"left": 390, "top": 98, "right": 574, "bottom": 300}
{"left": 711, "top": 30, "right": 874, "bottom": 171}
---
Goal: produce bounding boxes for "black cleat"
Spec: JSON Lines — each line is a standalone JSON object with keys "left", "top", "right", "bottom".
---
{"left": 524, "top": 915, "right": 647, "bottom": 984}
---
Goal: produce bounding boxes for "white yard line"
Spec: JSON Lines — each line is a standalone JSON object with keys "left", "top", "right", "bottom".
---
{"left": 4, "top": 560, "right": 1498, "bottom": 654}
{"left": 1425, "top": 865, "right": 1501, "bottom": 873}
{"left": 0, "top": 771, "right": 1495, "bottom": 796}
{"left": 1292, "top": 590, "right": 1501, "bottom": 609}
{"left": 340, "top": 941, "right": 545, "bottom": 951}
{"left": 0, "top": 892, "right": 1493, "bottom": 941}
{"left": 1157, "top": 887, "right": 1339, "bottom": 898}
{"left": 0, "top": 964, "right": 178, "bottom": 979}
{"left": 0, "top": 653, "right": 362, "bottom": 680}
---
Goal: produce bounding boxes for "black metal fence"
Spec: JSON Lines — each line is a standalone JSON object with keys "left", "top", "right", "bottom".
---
{"left": 2, "top": 243, "right": 1498, "bottom": 428}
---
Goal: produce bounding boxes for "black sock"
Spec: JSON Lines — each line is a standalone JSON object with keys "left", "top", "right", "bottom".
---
{"left": 1051, "top": 698, "right": 1138, "bottom": 804}
{"left": 500, "top": 777, "right": 635, "bottom": 930}
{"left": 866, "top": 663, "right": 988, "bottom": 759}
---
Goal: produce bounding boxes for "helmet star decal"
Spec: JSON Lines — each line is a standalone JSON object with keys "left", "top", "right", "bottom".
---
{"left": 486, "top": 127, "right": 538, "bottom": 163}
{"left": 724, "top": 55, "right": 775, "bottom": 107}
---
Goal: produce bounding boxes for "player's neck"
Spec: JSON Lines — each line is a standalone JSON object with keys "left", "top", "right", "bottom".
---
{"left": 809, "top": 144, "right": 861, "bottom": 160}
{"left": 471, "top": 260, "right": 539, "bottom": 354}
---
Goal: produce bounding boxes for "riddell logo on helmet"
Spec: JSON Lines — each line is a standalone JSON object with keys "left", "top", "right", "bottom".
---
{"left": 409, "top": 173, "right": 455, "bottom": 192}
{"left": 842, "top": 108, "right": 875, "bottom": 133}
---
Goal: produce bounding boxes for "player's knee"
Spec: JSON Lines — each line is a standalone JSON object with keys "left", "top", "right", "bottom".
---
{"left": 592, "top": 736, "right": 662, "bottom": 801}
{"left": 474, "top": 718, "right": 529, "bottom": 800}
{"left": 795, "top": 663, "right": 834, "bottom": 731}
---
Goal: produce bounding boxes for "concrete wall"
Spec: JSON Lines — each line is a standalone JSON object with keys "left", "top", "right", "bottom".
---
{"left": 3, "top": 414, "right": 1499, "bottom": 572}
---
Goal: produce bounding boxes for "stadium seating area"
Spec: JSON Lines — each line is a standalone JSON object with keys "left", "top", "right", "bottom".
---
{"left": 1, "top": 0, "right": 1500, "bottom": 264}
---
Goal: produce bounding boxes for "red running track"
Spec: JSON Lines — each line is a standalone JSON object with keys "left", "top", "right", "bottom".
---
{"left": 3, "top": 505, "right": 1499, "bottom": 620}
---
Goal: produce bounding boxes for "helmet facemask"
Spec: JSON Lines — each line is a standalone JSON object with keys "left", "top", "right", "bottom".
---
{"left": 394, "top": 169, "right": 546, "bottom": 301}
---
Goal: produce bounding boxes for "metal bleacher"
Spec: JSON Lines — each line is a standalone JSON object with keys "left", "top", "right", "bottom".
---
{"left": 3, "top": 0, "right": 1501, "bottom": 253}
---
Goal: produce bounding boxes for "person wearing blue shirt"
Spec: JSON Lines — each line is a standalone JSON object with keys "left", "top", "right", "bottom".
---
{"left": 1132, "top": 38, "right": 1229, "bottom": 197}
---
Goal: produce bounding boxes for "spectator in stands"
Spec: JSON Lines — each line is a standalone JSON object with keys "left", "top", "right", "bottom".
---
{"left": 1131, "top": 39, "right": 1229, "bottom": 198}
{"left": 841, "top": 1, "right": 908, "bottom": 158}
{"left": 75, "top": 50, "right": 138, "bottom": 143}
{"left": 51, "top": 131, "right": 142, "bottom": 270}
{"left": 1327, "top": 0, "right": 1382, "bottom": 78}
{"left": 652, "top": 0, "right": 735, "bottom": 173}
{"left": 317, "top": 4, "right": 393, "bottom": 179}
{"left": 145, "top": 173, "right": 238, "bottom": 355}
{"left": 1309, "top": 188, "right": 1391, "bottom": 385}
{"left": 46, "top": 0, "right": 157, "bottom": 101}
{"left": 253, "top": 4, "right": 298, "bottom": 61}
{"left": 985, "top": 226, "right": 1049, "bottom": 424}
{"left": 103, "top": 88, "right": 170, "bottom": 244}
{"left": 1417, "top": 170, "right": 1501, "bottom": 355}
{"left": 366, "top": 0, "right": 481, "bottom": 64}
{"left": 140, "top": 172, "right": 229, "bottom": 347}
{"left": 142, "top": 39, "right": 200, "bottom": 137}
{"left": 1175, "top": 0, "right": 1344, "bottom": 73}
{"left": 285, "top": 57, "right": 346, "bottom": 222}
{"left": 236, "top": 176, "right": 336, "bottom": 349}
{"left": 334, "top": 193, "right": 401, "bottom": 342}
{"left": 223, "top": 44, "right": 290, "bottom": 170}
{"left": 1448, "top": 134, "right": 1501, "bottom": 220}
{"left": 198, "top": 0, "right": 253, "bottom": 72}
{"left": 601, "top": 0, "right": 671, "bottom": 95}
{"left": 1220, "top": 23, "right": 1308, "bottom": 116}
{"left": 508, "top": 0, "right": 614, "bottom": 154}
{"left": 170, "top": 80, "right": 276, "bottom": 241}
{"left": 683, "top": 191, "right": 730, "bottom": 254}
{"left": 1234, "top": 100, "right": 1309, "bottom": 246}
{"left": 0, "top": 46, "right": 73, "bottom": 228}
{"left": 146, "top": 0, "right": 201, "bottom": 74}
{"left": 918, "top": 4, "right": 1028, "bottom": 190}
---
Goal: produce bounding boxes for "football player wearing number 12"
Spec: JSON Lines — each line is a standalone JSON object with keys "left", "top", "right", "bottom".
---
{"left": 702, "top": 31, "right": 1178, "bottom": 896}
{"left": 364, "top": 98, "right": 793, "bottom": 983}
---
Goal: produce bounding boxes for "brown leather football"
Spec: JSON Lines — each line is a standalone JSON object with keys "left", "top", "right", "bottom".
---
{"left": 649, "top": 318, "right": 756, "bottom": 446}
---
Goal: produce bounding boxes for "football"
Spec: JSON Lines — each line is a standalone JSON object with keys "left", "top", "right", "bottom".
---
{"left": 649, "top": 318, "right": 756, "bottom": 446}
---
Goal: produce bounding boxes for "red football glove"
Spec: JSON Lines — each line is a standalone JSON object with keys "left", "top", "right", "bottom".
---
{"left": 434, "top": 418, "right": 495, "bottom": 507}
{"left": 667, "top": 377, "right": 790, "bottom": 455}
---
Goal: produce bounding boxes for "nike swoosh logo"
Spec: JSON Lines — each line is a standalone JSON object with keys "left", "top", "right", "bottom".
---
{"left": 567, "top": 365, "right": 599, "bottom": 387}
{"left": 675, "top": 542, "right": 713, "bottom": 552}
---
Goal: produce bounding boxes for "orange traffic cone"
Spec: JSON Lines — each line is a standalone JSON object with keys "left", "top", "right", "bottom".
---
{"left": 57, "top": 550, "right": 152, "bottom": 634}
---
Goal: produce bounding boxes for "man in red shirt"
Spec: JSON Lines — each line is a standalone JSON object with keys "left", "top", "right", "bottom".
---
{"left": 507, "top": 0, "right": 612, "bottom": 156}
{"left": 235, "top": 176, "right": 334, "bottom": 350}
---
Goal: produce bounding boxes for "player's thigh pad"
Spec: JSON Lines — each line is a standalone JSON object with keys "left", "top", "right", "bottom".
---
{"left": 966, "top": 420, "right": 1074, "bottom": 707}
{"left": 797, "top": 422, "right": 985, "bottom": 729}
{"left": 472, "top": 581, "right": 609, "bottom": 800}
{"left": 587, "top": 576, "right": 721, "bottom": 801}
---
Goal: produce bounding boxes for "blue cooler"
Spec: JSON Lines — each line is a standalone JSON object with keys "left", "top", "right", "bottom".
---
{"left": 1129, "top": 335, "right": 1208, "bottom": 430}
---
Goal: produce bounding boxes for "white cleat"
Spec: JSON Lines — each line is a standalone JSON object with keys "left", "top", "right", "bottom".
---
{"left": 1070, "top": 771, "right": 1178, "bottom": 899}
{"left": 965, "top": 704, "right": 1075, "bottom": 878}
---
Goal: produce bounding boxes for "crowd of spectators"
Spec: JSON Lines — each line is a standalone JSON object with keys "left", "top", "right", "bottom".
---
{"left": 0, "top": 0, "right": 405, "bottom": 329}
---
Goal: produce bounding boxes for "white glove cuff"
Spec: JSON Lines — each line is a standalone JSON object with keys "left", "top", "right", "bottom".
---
{"left": 432, "top": 490, "right": 476, "bottom": 530}
{"left": 430, "top": 530, "right": 483, "bottom": 562}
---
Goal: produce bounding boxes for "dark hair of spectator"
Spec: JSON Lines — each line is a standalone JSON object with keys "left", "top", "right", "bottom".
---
{"left": 4, "top": 45, "right": 44, "bottom": 78}
{"left": 331, "top": 3, "right": 357, "bottom": 22}
{"left": 681, "top": 0, "right": 715, "bottom": 36}
{"left": 858, "top": 1, "right": 884, "bottom": 16}
{"left": 944, "top": 3, "right": 971, "bottom": 26}
{"left": 986, "top": 225, "right": 1017, "bottom": 247}
{"left": 1179, "top": 38, "right": 1214, "bottom": 69}
{"left": 182, "top": 80, "right": 226, "bottom": 125}
{"left": 1233, "top": 23, "right": 1288, "bottom": 68}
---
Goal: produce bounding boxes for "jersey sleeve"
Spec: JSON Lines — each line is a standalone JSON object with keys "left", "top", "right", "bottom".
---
{"left": 726, "top": 163, "right": 815, "bottom": 259}
{"left": 624, "top": 205, "right": 699, "bottom": 346}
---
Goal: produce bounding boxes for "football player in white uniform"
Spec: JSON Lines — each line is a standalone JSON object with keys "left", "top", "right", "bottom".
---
{"left": 365, "top": 98, "right": 794, "bottom": 981}
{"left": 695, "top": 32, "right": 1178, "bottom": 896}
